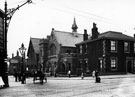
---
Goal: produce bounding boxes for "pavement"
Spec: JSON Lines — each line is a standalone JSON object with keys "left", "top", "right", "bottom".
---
{"left": 49, "top": 73, "right": 135, "bottom": 80}
{"left": 0, "top": 74, "right": 135, "bottom": 97}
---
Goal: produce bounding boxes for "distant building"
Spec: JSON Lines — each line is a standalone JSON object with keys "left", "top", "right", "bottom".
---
{"left": 39, "top": 38, "right": 49, "bottom": 72}
{"left": 47, "top": 18, "right": 84, "bottom": 75}
{"left": 27, "top": 38, "right": 41, "bottom": 71}
{"left": 76, "top": 23, "right": 135, "bottom": 74}
{"left": 9, "top": 51, "right": 22, "bottom": 75}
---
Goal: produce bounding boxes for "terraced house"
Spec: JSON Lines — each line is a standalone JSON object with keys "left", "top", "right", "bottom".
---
{"left": 76, "top": 23, "right": 135, "bottom": 75}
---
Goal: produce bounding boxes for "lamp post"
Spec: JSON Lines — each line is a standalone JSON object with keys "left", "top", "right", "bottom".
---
{"left": 3, "top": 0, "right": 32, "bottom": 86}
{"left": 19, "top": 43, "right": 26, "bottom": 84}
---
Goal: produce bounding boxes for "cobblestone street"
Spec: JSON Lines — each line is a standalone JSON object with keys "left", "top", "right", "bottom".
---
{"left": 0, "top": 74, "right": 135, "bottom": 97}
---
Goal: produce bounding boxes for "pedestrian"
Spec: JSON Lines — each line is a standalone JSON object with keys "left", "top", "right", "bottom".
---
{"left": 14, "top": 71, "right": 18, "bottom": 82}
{"left": 92, "top": 70, "right": 95, "bottom": 78}
{"left": 95, "top": 70, "right": 101, "bottom": 83}
{"left": 18, "top": 72, "right": 21, "bottom": 81}
{"left": 0, "top": 76, "right": 4, "bottom": 88}
{"left": 68, "top": 70, "right": 71, "bottom": 78}
{"left": 22, "top": 73, "right": 26, "bottom": 84}
{"left": 81, "top": 72, "right": 84, "bottom": 80}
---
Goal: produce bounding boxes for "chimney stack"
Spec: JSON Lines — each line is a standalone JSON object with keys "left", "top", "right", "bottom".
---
{"left": 83, "top": 29, "right": 88, "bottom": 41}
{"left": 12, "top": 53, "right": 14, "bottom": 58}
{"left": 91, "top": 23, "right": 99, "bottom": 39}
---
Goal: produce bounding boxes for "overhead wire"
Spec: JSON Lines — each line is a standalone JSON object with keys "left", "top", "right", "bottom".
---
{"left": 45, "top": 4, "right": 126, "bottom": 32}
{"left": 8, "top": 0, "right": 127, "bottom": 32}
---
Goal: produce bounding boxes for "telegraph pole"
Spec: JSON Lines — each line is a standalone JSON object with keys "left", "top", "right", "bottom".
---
{"left": 3, "top": 0, "right": 32, "bottom": 87}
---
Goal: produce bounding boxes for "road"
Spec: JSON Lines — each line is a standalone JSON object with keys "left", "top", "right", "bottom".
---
{"left": 0, "top": 75, "right": 135, "bottom": 97}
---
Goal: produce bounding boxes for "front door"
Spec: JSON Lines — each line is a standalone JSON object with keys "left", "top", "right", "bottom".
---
{"left": 126, "top": 60, "right": 133, "bottom": 73}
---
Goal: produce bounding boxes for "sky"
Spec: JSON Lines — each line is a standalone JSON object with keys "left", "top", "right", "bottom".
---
{"left": 0, "top": 0, "right": 135, "bottom": 58}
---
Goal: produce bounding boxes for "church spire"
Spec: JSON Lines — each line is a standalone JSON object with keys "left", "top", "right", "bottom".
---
{"left": 72, "top": 17, "right": 78, "bottom": 32}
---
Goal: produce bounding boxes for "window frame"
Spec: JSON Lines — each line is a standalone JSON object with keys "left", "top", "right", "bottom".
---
{"left": 110, "top": 40, "right": 117, "bottom": 52}
{"left": 84, "top": 44, "right": 87, "bottom": 54}
{"left": 79, "top": 45, "right": 82, "bottom": 54}
{"left": 110, "top": 57, "right": 117, "bottom": 70}
{"left": 124, "top": 42, "right": 130, "bottom": 53}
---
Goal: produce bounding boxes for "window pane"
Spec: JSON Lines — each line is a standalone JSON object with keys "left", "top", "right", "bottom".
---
{"left": 111, "top": 41, "right": 117, "bottom": 51}
{"left": 111, "top": 58, "right": 117, "bottom": 70}
{"left": 124, "top": 42, "right": 130, "bottom": 52}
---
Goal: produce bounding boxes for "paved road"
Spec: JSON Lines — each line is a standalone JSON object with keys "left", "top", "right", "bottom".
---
{"left": 0, "top": 74, "right": 135, "bottom": 97}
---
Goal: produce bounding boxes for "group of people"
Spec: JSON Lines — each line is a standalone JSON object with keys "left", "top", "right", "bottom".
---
{"left": 68, "top": 70, "right": 101, "bottom": 83}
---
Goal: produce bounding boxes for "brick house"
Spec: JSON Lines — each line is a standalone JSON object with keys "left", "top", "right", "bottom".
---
{"left": 76, "top": 23, "right": 135, "bottom": 75}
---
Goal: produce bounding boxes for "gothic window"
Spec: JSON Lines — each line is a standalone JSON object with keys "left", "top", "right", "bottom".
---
{"left": 50, "top": 44, "right": 56, "bottom": 55}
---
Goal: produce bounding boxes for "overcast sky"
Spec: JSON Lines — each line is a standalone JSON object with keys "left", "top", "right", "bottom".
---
{"left": 0, "top": 0, "right": 135, "bottom": 58}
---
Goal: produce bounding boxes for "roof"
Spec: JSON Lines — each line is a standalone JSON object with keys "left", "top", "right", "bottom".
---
{"left": 30, "top": 38, "right": 41, "bottom": 54}
{"left": 53, "top": 30, "right": 83, "bottom": 47}
{"left": 76, "top": 31, "right": 135, "bottom": 45}
{"left": 99, "top": 31, "right": 135, "bottom": 40}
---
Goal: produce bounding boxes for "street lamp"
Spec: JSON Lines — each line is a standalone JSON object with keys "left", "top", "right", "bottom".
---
{"left": 3, "top": 0, "right": 32, "bottom": 87}
{"left": 19, "top": 43, "right": 26, "bottom": 84}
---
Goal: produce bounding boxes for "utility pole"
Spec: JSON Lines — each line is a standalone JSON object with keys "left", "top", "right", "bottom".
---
{"left": 2, "top": 0, "right": 32, "bottom": 87}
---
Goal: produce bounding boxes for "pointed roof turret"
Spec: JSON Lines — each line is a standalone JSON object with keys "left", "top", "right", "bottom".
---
{"left": 72, "top": 17, "right": 78, "bottom": 32}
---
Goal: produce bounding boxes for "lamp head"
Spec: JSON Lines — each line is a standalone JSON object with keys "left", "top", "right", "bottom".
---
{"left": 19, "top": 43, "right": 26, "bottom": 57}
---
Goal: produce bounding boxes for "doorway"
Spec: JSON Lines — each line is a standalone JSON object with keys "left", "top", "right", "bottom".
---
{"left": 126, "top": 60, "right": 133, "bottom": 73}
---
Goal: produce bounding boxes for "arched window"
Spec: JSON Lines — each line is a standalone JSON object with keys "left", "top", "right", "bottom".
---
{"left": 50, "top": 44, "right": 56, "bottom": 55}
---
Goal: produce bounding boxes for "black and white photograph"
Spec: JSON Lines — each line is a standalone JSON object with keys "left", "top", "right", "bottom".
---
{"left": 0, "top": 0, "right": 135, "bottom": 97}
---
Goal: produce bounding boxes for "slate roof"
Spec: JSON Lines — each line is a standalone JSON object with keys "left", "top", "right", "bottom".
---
{"left": 30, "top": 38, "right": 41, "bottom": 54}
{"left": 99, "top": 31, "right": 135, "bottom": 40}
{"left": 76, "top": 31, "right": 135, "bottom": 45}
{"left": 53, "top": 30, "right": 83, "bottom": 47}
